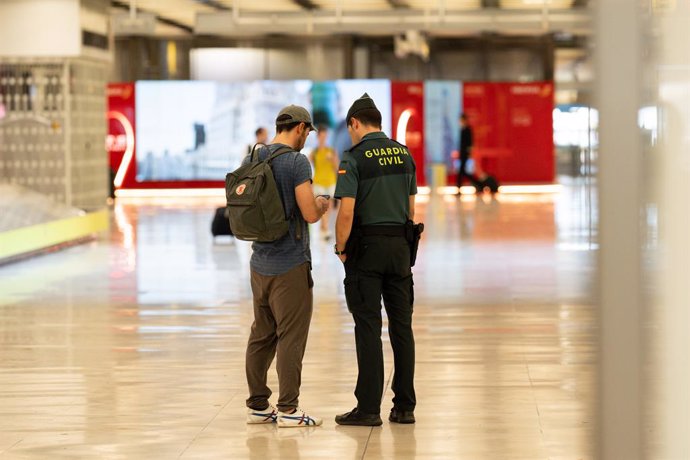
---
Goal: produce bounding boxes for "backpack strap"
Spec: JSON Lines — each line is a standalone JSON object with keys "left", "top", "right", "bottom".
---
{"left": 249, "top": 143, "right": 265, "bottom": 162}
{"left": 263, "top": 144, "right": 305, "bottom": 241}
{"left": 265, "top": 145, "right": 294, "bottom": 163}
{"left": 248, "top": 144, "right": 291, "bottom": 164}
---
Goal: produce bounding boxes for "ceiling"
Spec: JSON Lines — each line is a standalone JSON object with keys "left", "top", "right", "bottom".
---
{"left": 111, "top": 0, "right": 589, "bottom": 37}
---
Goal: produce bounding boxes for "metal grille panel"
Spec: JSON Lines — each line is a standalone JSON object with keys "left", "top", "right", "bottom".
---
{"left": 0, "top": 59, "right": 108, "bottom": 210}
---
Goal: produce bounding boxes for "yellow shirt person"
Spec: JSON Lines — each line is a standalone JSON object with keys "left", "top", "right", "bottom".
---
{"left": 312, "top": 146, "right": 338, "bottom": 188}
{"left": 310, "top": 127, "right": 339, "bottom": 240}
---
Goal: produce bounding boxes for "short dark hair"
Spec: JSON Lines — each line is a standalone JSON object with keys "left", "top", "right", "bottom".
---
{"left": 255, "top": 127, "right": 266, "bottom": 137}
{"left": 348, "top": 108, "right": 382, "bottom": 129}
{"left": 317, "top": 125, "right": 329, "bottom": 133}
{"left": 460, "top": 113, "right": 468, "bottom": 121}
{"left": 276, "top": 114, "right": 302, "bottom": 133}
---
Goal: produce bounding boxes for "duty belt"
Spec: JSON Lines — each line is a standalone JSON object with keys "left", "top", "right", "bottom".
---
{"left": 359, "top": 225, "right": 407, "bottom": 237}
{"left": 348, "top": 221, "right": 424, "bottom": 267}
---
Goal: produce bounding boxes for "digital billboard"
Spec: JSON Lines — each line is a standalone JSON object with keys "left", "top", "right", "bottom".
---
{"left": 135, "top": 80, "right": 311, "bottom": 182}
{"left": 133, "top": 80, "right": 391, "bottom": 183}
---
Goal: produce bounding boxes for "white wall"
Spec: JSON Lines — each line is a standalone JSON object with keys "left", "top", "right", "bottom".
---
{"left": 190, "top": 46, "right": 346, "bottom": 81}
{"left": 266, "top": 49, "right": 308, "bottom": 80}
{"left": 0, "top": 0, "right": 81, "bottom": 57}
{"left": 191, "top": 48, "right": 265, "bottom": 81}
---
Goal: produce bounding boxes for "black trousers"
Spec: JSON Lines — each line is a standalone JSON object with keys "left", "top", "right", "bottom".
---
{"left": 456, "top": 154, "right": 477, "bottom": 187}
{"left": 344, "top": 235, "right": 416, "bottom": 415}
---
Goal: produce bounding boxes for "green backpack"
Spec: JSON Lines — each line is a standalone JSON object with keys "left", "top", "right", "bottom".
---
{"left": 225, "top": 145, "right": 293, "bottom": 242}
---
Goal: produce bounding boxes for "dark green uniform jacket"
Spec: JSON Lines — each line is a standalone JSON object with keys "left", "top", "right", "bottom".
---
{"left": 334, "top": 132, "right": 417, "bottom": 225}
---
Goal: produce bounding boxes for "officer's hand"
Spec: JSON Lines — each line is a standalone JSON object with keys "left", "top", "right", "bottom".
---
{"left": 338, "top": 254, "right": 347, "bottom": 263}
{"left": 316, "top": 196, "right": 329, "bottom": 214}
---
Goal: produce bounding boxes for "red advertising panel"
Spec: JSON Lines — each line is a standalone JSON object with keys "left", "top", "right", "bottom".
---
{"left": 462, "top": 83, "right": 504, "bottom": 180}
{"left": 392, "top": 82, "right": 426, "bottom": 186}
{"left": 502, "top": 82, "right": 554, "bottom": 183}
{"left": 107, "top": 83, "right": 136, "bottom": 189}
{"left": 107, "top": 82, "right": 228, "bottom": 190}
{"left": 463, "top": 81, "right": 554, "bottom": 184}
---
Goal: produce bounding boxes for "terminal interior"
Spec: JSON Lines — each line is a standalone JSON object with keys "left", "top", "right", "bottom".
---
{"left": 0, "top": 1, "right": 688, "bottom": 459}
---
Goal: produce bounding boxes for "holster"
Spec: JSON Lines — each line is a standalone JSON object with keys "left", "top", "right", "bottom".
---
{"left": 405, "top": 220, "right": 424, "bottom": 267}
{"left": 348, "top": 220, "right": 424, "bottom": 268}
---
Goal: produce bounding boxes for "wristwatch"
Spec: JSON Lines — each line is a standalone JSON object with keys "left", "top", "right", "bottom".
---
{"left": 334, "top": 244, "right": 346, "bottom": 256}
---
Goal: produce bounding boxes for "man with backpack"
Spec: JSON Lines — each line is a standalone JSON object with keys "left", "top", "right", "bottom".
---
{"left": 238, "top": 105, "right": 329, "bottom": 428}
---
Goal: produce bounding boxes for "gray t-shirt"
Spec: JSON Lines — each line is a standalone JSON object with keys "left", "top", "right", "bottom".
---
{"left": 242, "top": 144, "right": 312, "bottom": 276}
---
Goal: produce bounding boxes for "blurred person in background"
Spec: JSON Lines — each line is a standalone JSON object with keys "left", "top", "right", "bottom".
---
{"left": 310, "top": 125, "right": 339, "bottom": 241}
{"left": 456, "top": 113, "right": 478, "bottom": 192}
{"left": 247, "top": 127, "right": 269, "bottom": 155}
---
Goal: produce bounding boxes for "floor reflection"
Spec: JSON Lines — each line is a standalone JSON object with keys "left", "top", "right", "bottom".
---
{"left": 0, "top": 190, "right": 596, "bottom": 459}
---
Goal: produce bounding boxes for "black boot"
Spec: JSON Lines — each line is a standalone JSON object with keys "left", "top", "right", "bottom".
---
{"left": 335, "top": 408, "right": 383, "bottom": 426}
{"left": 389, "top": 408, "right": 415, "bottom": 424}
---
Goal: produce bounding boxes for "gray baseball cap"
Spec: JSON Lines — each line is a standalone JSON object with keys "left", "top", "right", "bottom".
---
{"left": 276, "top": 105, "right": 316, "bottom": 131}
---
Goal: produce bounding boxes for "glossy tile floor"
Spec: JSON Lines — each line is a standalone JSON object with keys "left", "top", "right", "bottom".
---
{"left": 0, "top": 186, "right": 597, "bottom": 459}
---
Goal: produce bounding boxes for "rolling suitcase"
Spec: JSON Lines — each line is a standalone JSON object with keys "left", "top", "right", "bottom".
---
{"left": 473, "top": 175, "right": 500, "bottom": 194}
{"left": 211, "top": 207, "right": 233, "bottom": 237}
{"left": 482, "top": 175, "right": 500, "bottom": 194}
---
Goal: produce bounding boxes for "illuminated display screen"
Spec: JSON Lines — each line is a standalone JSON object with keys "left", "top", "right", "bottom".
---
{"left": 134, "top": 80, "right": 391, "bottom": 182}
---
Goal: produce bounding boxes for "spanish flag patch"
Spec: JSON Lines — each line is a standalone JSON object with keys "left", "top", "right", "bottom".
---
{"left": 338, "top": 169, "right": 347, "bottom": 175}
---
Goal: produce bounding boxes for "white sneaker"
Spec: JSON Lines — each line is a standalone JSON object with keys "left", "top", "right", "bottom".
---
{"left": 246, "top": 404, "right": 278, "bottom": 424}
{"left": 277, "top": 408, "right": 323, "bottom": 428}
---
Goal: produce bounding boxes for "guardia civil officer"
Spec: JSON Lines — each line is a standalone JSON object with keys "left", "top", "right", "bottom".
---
{"left": 333, "top": 93, "right": 420, "bottom": 426}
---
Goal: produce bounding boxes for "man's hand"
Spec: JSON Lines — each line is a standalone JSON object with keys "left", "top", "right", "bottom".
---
{"left": 338, "top": 253, "right": 347, "bottom": 263}
{"left": 315, "top": 196, "right": 329, "bottom": 214}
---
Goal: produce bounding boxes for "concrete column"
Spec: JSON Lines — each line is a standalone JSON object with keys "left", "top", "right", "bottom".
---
{"left": 599, "top": 0, "right": 690, "bottom": 458}
{"left": 596, "top": 0, "right": 644, "bottom": 458}
{"left": 353, "top": 45, "right": 370, "bottom": 79}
